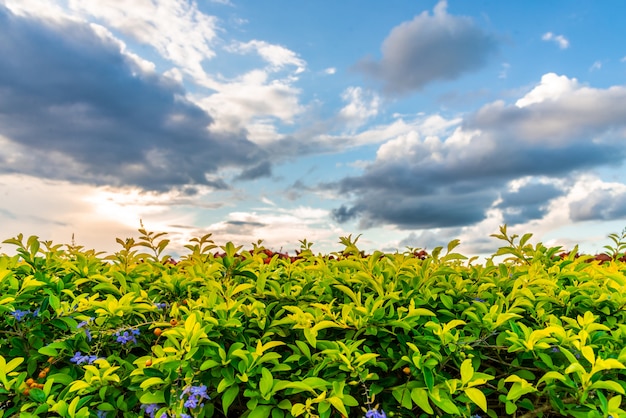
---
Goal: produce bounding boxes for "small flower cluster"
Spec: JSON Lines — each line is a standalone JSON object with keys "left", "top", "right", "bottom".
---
{"left": 365, "top": 408, "right": 386, "bottom": 418}
{"left": 10, "top": 308, "right": 39, "bottom": 321}
{"left": 70, "top": 351, "right": 99, "bottom": 365}
{"left": 141, "top": 403, "right": 160, "bottom": 418}
{"left": 140, "top": 404, "right": 191, "bottom": 418}
{"left": 181, "top": 384, "right": 210, "bottom": 409}
{"left": 154, "top": 302, "right": 168, "bottom": 309}
{"left": 116, "top": 328, "right": 140, "bottom": 345}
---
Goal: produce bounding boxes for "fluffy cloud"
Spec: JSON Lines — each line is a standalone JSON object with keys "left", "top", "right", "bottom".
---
{"left": 227, "top": 40, "right": 306, "bottom": 74}
{"left": 0, "top": 7, "right": 268, "bottom": 191}
{"left": 355, "top": 0, "right": 497, "bottom": 95}
{"left": 66, "top": 0, "right": 219, "bottom": 85}
{"left": 338, "top": 87, "right": 381, "bottom": 131}
{"left": 331, "top": 73, "right": 626, "bottom": 229}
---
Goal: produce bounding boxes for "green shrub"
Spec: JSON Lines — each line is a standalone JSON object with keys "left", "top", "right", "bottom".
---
{"left": 1, "top": 225, "right": 625, "bottom": 417}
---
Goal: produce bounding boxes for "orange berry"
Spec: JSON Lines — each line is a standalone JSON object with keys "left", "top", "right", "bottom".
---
{"left": 154, "top": 328, "right": 163, "bottom": 337}
{"left": 26, "top": 378, "right": 34, "bottom": 386}
{"left": 36, "top": 383, "right": 44, "bottom": 389}
{"left": 38, "top": 371, "right": 47, "bottom": 379}
{"left": 43, "top": 367, "right": 50, "bottom": 373}
{"left": 145, "top": 359, "right": 153, "bottom": 367}
{"left": 23, "top": 388, "right": 30, "bottom": 396}
{"left": 402, "top": 367, "right": 411, "bottom": 375}
{"left": 170, "top": 319, "right": 178, "bottom": 326}
{"left": 47, "top": 357, "right": 55, "bottom": 364}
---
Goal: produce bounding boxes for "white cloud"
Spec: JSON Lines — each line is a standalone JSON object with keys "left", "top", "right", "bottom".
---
{"left": 229, "top": 40, "right": 306, "bottom": 74}
{"left": 3, "top": 0, "right": 68, "bottom": 20}
{"left": 515, "top": 73, "right": 578, "bottom": 107}
{"left": 195, "top": 69, "right": 303, "bottom": 132}
{"left": 67, "top": 0, "right": 220, "bottom": 87}
{"left": 324, "top": 67, "right": 337, "bottom": 75}
{"left": 542, "top": 32, "right": 569, "bottom": 49}
{"left": 338, "top": 87, "right": 381, "bottom": 131}
{"left": 205, "top": 207, "right": 346, "bottom": 252}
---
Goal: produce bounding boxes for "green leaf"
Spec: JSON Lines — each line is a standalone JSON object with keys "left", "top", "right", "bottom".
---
{"left": 506, "top": 381, "right": 537, "bottom": 401}
{"left": 68, "top": 381, "right": 91, "bottom": 393}
{"left": 222, "top": 385, "right": 239, "bottom": 416}
{"left": 291, "top": 403, "right": 306, "bottom": 417}
{"left": 411, "top": 388, "right": 434, "bottom": 414}
{"left": 429, "top": 394, "right": 460, "bottom": 415}
{"left": 37, "top": 346, "right": 58, "bottom": 357}
{"left": 537, "top": 371, "right": 566, "bottom": 386}
{"left": 248, "top": 405, "right": 273, "bottom": 418}
{"left": 139, "top": 391, "right": 166, "bottom": 404}
{"left": 140, "top": 377, "right": 165, "bottom": 390}
{"left": 392, "top": 387, "right": 412, "bottom": 410}
{"left": 460, "top": 359, "right": 474, "bottom": 385}
{"left": 608, "top": 395, "right": 622, "bottom": 410}
{"left": 327, "top": 396, "right": 349, "bottom": 417}
{"left": 4, "top": 357, "right": 24, "bottom": 374}
{"left": 259, "top": 368, "right": 274, "bottom": 397}
{"left": 589, "top": 380, "right": 625, "bottom": 394}
{"left": 423, "top": 368, "right": 434, "bottom": 391}
{"left": 200, "top": 359, "right": 220, "bottom": 371}
{"left": 29, "top": 387, "right": 46, "bottom": 403}
{"left": 143, "top": 368, "right": 166, "bottom": 378}
{"left": 464, "top": 387, "right": 487, "bottom": 412}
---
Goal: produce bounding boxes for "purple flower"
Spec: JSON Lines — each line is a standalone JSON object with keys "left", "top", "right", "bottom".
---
{"left": 365, "top": 409, "right": 386, "bottom": 418}
{"left": 180, "top": 384, "right": 210, "bottom": 410}
{"left": 154, "top": 302, "right": 168, "bottom": 309}
{"left": 116, "top": 328, "right": 140, "bottom": 345}
{"left": 10, "top": 309, "right": 30, "bottom": 321}
{"left": 97, "top": 411, "right": 107, "bottom": 418}
{"left": 473, "top": 297, "right": 486, "bottom": 303}
{"left": 70, "top": 352, "right": 99, "bottom": 365}
{"left": 184, "top": 397, "right": 198, "bottom": 408}
{"left": 141, "top": 403, "right": 159, "bottom": 418}
{"left": 180, "top": 414, "right": 191, "bottom": 418}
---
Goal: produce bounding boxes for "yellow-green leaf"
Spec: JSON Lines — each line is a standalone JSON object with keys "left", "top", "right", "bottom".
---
{"left": 460, "top": 359, "right": 474, "bottom": 385}
{"left": 464, "top": 388, "right": 487, "bottom": 412}
{"left": 411, "top": 388, "right": 433, "bottom": 414}
{"left": 140, "top": 377, "right": 165, "bottom": 390}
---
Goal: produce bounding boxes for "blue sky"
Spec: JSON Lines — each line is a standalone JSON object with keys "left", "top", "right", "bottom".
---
{"left": 1, "top": 0, "right": 626, "bottom": 257}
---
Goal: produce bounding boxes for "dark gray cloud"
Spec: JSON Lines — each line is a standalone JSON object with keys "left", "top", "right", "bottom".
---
{"left": 355, "top": 1, "right": 498, "bottom": 95}
{"left": 235, "top": 161, "right": 272, "bottom": 181}
{"left": 0, "top": 6, "right": 268, "bottom": 191}
{"left": 497, "top": 182, "right": 565, "bottom": 225}
{"left": 330, "top": 78, "right": 626, "bottom": 229}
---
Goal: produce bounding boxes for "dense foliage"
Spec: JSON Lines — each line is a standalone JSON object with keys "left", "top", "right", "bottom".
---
{"left": 1, "top": 225, "right": 626, "bottom": 417}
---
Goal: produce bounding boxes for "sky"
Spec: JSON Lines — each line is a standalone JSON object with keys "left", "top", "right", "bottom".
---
{"left": 1, "top": 0, "right": 626, "bottom": 258}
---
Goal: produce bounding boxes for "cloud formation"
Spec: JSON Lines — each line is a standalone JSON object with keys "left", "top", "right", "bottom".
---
{"left": 331, "top": 73, "right": 626, "bottom": 229}
{"left": 0, "top": 6, "right": 268, "bottom": 191}
{"left": 355, "top": 0, "right": 497, "bottom": 95}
